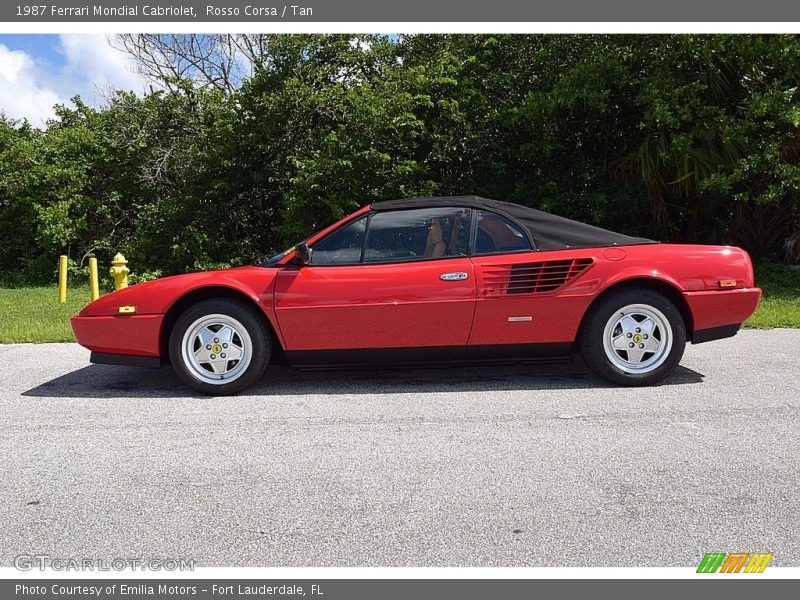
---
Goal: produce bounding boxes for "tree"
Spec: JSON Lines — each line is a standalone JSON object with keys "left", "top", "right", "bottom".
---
{"left": 4, "top": 34, "right": 800, "bottom": 286}
{"left": 111, "top": 34, "right": 269, "bottom": 93}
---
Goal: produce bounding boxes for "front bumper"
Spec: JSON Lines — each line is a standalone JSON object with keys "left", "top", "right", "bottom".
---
{"left": 70, "top": 314, "right": 164, "bottom": 358}
{"left": 683, "top": 287, "right": 762, "bottom": 342}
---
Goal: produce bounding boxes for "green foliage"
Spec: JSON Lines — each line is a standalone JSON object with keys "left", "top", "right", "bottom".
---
{"left": 3, "top": 34, "right": 800, "bottom": 285}
{"left": 745, "top": 262, "right": 800, "bottom": 328}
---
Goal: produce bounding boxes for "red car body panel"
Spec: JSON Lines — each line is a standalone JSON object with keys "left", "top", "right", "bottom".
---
{"left": 73, "top": 267, "right": 280, "bottom": 358}
{"left": 77, "top": 267, "right": 276, "bottom": 317}
{"left": 683, "top": 288, "right": 762, "bottom": 331}
{"left": 71, "top": 314, "right": 163, "bottom": 357}
{"left": 274, "top": 257, "right": 476, "bottom": 350}
{"left": 468, "top": 251, "right": 593, "bottom": 345}
{"left": 467, "top": 243, "right": 759, "bottom": 346}
{"left": 70, "top": 204, "right": 762, "bottom": 366}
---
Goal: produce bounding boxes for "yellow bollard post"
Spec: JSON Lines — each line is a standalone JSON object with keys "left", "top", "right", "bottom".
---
{"left": 89, "top": 257, "right": 100, "bottom": 301}
{"left": 58, "top": 255, "right": 68, "bottom": 304}
{"left": 109, "top": 253, "right": 129, "bottom": 290}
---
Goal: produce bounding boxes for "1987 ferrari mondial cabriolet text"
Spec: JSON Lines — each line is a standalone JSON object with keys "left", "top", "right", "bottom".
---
{"left": 71, "top": 196, "right": 761, "bottom": 394}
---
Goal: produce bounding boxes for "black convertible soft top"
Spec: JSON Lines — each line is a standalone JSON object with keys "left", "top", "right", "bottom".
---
{"left": 372, "top": 195, "right": 657, "bottom": 251}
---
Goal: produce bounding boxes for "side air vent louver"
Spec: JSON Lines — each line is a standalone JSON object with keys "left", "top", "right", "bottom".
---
{"left": 482, "top": 258, "right": 593, "bottom": 296}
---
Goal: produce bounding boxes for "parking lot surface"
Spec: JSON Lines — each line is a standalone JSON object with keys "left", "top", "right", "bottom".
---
{"left": 1, "top": 330, "right": 798, "bottom": 567}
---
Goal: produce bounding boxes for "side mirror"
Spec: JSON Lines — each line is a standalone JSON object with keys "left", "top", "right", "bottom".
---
{"left": 295, "top": 242, "right": 312, "bottom": 266}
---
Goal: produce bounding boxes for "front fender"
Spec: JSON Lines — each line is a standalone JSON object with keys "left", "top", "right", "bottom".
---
{"left": 78, "top": 267, "right": 276, "bottom": 317}
{"left": 72, "top": 267, "right": 281, "bottom": 358}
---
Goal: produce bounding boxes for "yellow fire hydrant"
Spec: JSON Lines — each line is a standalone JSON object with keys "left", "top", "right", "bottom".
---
{"left": 109, "top": 253, "right": 129, "bottom": 290}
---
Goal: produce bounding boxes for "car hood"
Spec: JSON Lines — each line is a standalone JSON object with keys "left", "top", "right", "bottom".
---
{"left": 78, "top": 266, "right": 279, "bottom": 317}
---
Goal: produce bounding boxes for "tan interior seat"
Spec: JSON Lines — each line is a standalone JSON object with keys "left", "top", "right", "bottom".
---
{"left": 424, "top": 219, "right": 446, "bottom": 258}
{"left": 480, "top": 219, "right": 517, "bottom": 250}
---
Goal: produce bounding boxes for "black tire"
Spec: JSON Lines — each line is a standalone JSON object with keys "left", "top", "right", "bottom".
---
{"left": 168, "top": 298, "right": 271, "bottom": 395}
{"left": 579, "top": 288, "right": 686, "bottom": 386}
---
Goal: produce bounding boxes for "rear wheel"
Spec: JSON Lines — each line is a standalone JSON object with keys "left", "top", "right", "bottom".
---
{"left": 169, "top": 298, "right": 271, "bottom": 395}
{"left": 579, "top": 288, "right": 686, "bottom": 386}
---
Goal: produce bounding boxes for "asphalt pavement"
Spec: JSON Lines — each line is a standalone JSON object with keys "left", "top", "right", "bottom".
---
{"left": 1, "top": 330, "right": 798, "bottom": 567}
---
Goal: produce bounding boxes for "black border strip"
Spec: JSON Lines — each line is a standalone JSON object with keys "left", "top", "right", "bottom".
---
{"left": 286, "top": 342, "right": 573, "bottom": 368}
{"left": 90, "top": 352, "right": 163, "bottom": 368}
{"left": 692, "top": 324, "right": 741, "bottom": 344}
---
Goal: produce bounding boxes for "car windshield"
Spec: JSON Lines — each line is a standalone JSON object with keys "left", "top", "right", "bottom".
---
{"left": 256, "top": 245, "right": 298, "bottom": 267}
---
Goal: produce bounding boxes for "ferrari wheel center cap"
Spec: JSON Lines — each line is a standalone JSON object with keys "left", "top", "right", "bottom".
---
{"left": 212, "top": 344, "right": 222, "bottom": 354}
{"left": 633, "top": 334, "right": 643, "bottom": 344}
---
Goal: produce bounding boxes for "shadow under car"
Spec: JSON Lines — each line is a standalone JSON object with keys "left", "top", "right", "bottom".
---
{"left": 22, "top": 359, "right": 705, "bottom": 399}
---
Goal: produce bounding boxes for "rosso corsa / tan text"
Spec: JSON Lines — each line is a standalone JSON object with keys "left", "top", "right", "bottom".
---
{"left": 206, "top": 5, "right": 313, "bottom": 16}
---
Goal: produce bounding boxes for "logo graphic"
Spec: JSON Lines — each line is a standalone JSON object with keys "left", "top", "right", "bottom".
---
{"left": 696, "top": 552, "right": 773, "bottom": 573}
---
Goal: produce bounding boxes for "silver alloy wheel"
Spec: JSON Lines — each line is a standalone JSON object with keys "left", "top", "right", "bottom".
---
{"left": 602, "top": 303, "right": 673, "bottom": 374}
{"left": 181, "top": 313, "right": 252, "bottom": 385}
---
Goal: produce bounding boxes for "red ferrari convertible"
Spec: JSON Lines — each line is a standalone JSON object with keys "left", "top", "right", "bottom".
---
{"left": 71, "top": 196, "right": 761, "bottom": 394}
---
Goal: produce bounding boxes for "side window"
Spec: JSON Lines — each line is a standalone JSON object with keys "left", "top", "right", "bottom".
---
{"left": 364, "top": 208, "right": 472, "bottom": 263}
{"left": 310, "top": 216, "right": 367, "bottom": 265}
{"left": 474, "top": 210, "right": 532, "bottom": 255}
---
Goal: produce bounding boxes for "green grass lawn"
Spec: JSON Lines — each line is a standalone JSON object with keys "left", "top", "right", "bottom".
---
{"left": 743, "top": 263, "right": 800, "bottom": 329}
{"left": 0, "top": 263, "right": 798, "bottom": 343}
{"left": 0, "top": 287, "right": 91, "bottom": 343}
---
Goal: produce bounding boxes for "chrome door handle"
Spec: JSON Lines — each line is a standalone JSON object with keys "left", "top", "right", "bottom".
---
{"left": 440, "top": 272, "right": 469, "bottom": 281}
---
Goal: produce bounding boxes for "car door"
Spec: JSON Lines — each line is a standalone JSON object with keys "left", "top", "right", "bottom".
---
{"left": 467, "top": 209, "right": 592, "bottom": 347}
{"left": 274, "top": 207, "right": 476, "bottom": 353}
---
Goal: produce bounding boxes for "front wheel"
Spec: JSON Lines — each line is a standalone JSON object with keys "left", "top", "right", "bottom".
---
{"left": 169, "top": 298, "right": 271, "bottom": 395}
{"left": 579, "top": 289, "right": 686, "bottom": 386}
